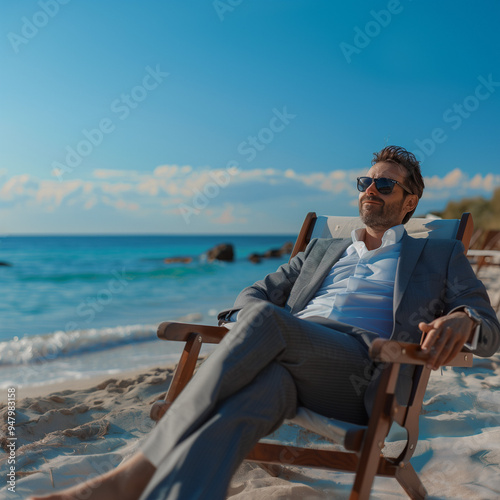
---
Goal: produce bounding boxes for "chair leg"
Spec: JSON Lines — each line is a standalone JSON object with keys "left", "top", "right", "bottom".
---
{"left": 350, "top": 365, "right": 400, "bottom": 500}
{"left": 150, "top": 399, "right": 172, "bottom": 421}
{"left": 150, "top": 332, "right": 202, "bottom": 421}
{"left": 165, "top": 332, "right": 203, "bottom": 401}
{"left": 349, "top": 452, "right": 382, "bottom": 500}
{"left": 395, "top": 463, "right": 427, "bottom": 500}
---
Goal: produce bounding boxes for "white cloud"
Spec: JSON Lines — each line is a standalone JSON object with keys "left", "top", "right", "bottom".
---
{"left": 210, "top": 204, "right": 247, "bottom": 225}
{"left": 100, "top": 182, "right": 133, "bottom": 195}
{"left": 284, "top": 169, "right": 360, "bottom": 196}
{"left": 233, "top": 168, "right": 278, "bottom": 183}
{"left": 469, "top": 173, "right": 497, "bottom": 191}
{"left": 2, "top": 165, "right": 499, "bottom": 225}
{"left": 0, "top": 174, "right": 34, "bottom": 200}
{"left": 153, "top": 165, "right": 178, "bottom": 177}
{"left": 153, "top": 164, "right": 192, "bottom": 177}
{"left": 84, "top": 196, "right": 98, "bottom": 210}
{"left": 137, "top": 178, "right": 161, "bottom": 196}
{"left": 36, "top": 179, "right": 92, "bottom": 207}
{"left": 331, "top": 170, "right": 347, "bottom": 180}
{"left": 426, "top": 168, "right": 464, "bottom": 188}
{"left": 423, "top": 169, "right": 500, "bottom": 194}
{"left": 92, "top": 169, "right": 138, "bottom": 179}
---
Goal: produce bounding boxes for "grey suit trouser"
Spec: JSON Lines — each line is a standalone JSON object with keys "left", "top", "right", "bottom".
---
{"left": 139, "top": 302, "right": 376, "bottom": 500}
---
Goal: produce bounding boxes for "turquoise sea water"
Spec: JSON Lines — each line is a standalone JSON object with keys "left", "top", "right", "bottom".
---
{"left": 0, "top": 235, "right": 293, "bottom": 388}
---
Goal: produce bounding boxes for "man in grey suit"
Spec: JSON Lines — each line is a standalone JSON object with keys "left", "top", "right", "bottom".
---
{"left": 31, "top": 146, "right": 500, "bottom": 500}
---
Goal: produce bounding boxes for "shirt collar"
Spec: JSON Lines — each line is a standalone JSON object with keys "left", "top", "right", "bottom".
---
{"left": 349, "top": 224, "right": 405, "bottom": 255}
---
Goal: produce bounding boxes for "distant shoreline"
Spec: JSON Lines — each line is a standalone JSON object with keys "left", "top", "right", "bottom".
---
{"left": 0, "top": 233, "right": 298, "bottom": 238}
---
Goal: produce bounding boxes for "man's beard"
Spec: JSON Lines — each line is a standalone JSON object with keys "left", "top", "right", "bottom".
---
{"left": 359, "top": 195, "right": 405, "bottom": 230}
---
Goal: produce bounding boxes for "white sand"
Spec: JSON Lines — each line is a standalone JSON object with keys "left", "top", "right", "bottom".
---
{"left": 1, "top": 266, "right": 499, "bottom": 499}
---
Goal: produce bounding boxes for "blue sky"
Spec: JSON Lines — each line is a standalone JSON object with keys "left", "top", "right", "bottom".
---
{"left": 1, "top": 0, "right": 499, "bottom": 234}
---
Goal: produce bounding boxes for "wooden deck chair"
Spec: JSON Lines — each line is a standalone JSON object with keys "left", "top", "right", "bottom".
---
{"left": 150, "top": 212, "right": 474, "bottom": 500}
{"left": 471, "top": 229, "right": 500, "bottom": 272}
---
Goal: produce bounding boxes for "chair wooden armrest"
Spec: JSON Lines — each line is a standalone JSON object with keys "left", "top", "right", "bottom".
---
{"left": 369, "top": 339, "right": 473, "bottom": 367}
{"left": 150, "top": 322, "right": 227, "bottom": 421}
{"left": 157, "top": 321, "right": 228, "bottom": 343}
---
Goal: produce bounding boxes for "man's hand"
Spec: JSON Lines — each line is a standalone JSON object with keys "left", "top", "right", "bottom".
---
{"left": 419, "top": 312, "right": 476, "bottom": 370}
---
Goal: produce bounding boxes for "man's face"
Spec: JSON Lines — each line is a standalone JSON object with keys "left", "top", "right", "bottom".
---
{"left": 358, "top": 162, "right": 414, "bottom": 231}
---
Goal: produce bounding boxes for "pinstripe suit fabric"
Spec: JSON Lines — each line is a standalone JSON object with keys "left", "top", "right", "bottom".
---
{"left": 140, "top": 302, "right": 378, "bottom": 500}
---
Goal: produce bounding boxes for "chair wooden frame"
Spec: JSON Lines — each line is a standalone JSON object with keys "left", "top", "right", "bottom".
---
{"left": 470, "top": 229, "right": 500, "bottom": 272}
{"left": 150, "top": 212, "right": 474, "bottom": 499}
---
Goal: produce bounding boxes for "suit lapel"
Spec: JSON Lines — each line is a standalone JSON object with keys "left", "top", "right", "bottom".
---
{"left": 290, "top": 239, "right": 351, "bottom": 314}
{"left": 289, "top": 233, "right": 428, "bottom": 326}
{"left": 393, "top": 233, "right": 427, "bottom": 314}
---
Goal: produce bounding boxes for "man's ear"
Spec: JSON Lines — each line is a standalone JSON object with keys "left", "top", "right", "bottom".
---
{"left": 405, "top": 194, "right": 418, "bottom": 213}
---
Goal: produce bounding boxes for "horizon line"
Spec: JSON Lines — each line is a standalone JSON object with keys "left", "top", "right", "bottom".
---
{"left": 0, "top": 232, "right": 298, "bottom": 237}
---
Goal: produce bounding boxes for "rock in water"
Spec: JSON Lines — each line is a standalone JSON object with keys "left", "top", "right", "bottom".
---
{"left": 164, "top": 257, "right": 193, "bottom": 264}
{"left": 248, "top": 253, "right": 262, "bottom": 264}
{"left": 280, "top": 241, "right": 293, "bottom": 255}
{"left": 206, "top": 243, "right": 234, "bottom": 262}
{"left": 247, "top": 241, "right": 294, "bottom": 263}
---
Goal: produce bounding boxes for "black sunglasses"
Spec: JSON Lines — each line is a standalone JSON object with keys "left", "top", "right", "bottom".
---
{"left": 357, "top": 176, "right": 413, "bottom": 195}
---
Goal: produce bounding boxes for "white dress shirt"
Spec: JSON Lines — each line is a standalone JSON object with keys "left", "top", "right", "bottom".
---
{"left": 294, "top": 225, "right": 405, "bottom": 338}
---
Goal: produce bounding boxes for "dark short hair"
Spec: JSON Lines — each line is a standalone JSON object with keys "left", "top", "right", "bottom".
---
{"left": 372, "top": 145, "right": 425, "bottom": 223}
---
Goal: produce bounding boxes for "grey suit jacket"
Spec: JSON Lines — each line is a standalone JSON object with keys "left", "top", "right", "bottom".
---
{"left": 219, "top": 232, "right": 500, "bottom": 411}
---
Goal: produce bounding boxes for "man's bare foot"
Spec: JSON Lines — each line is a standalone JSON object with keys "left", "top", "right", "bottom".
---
{"left": 28, "top": 452, "right": 155, "bottom": 500}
